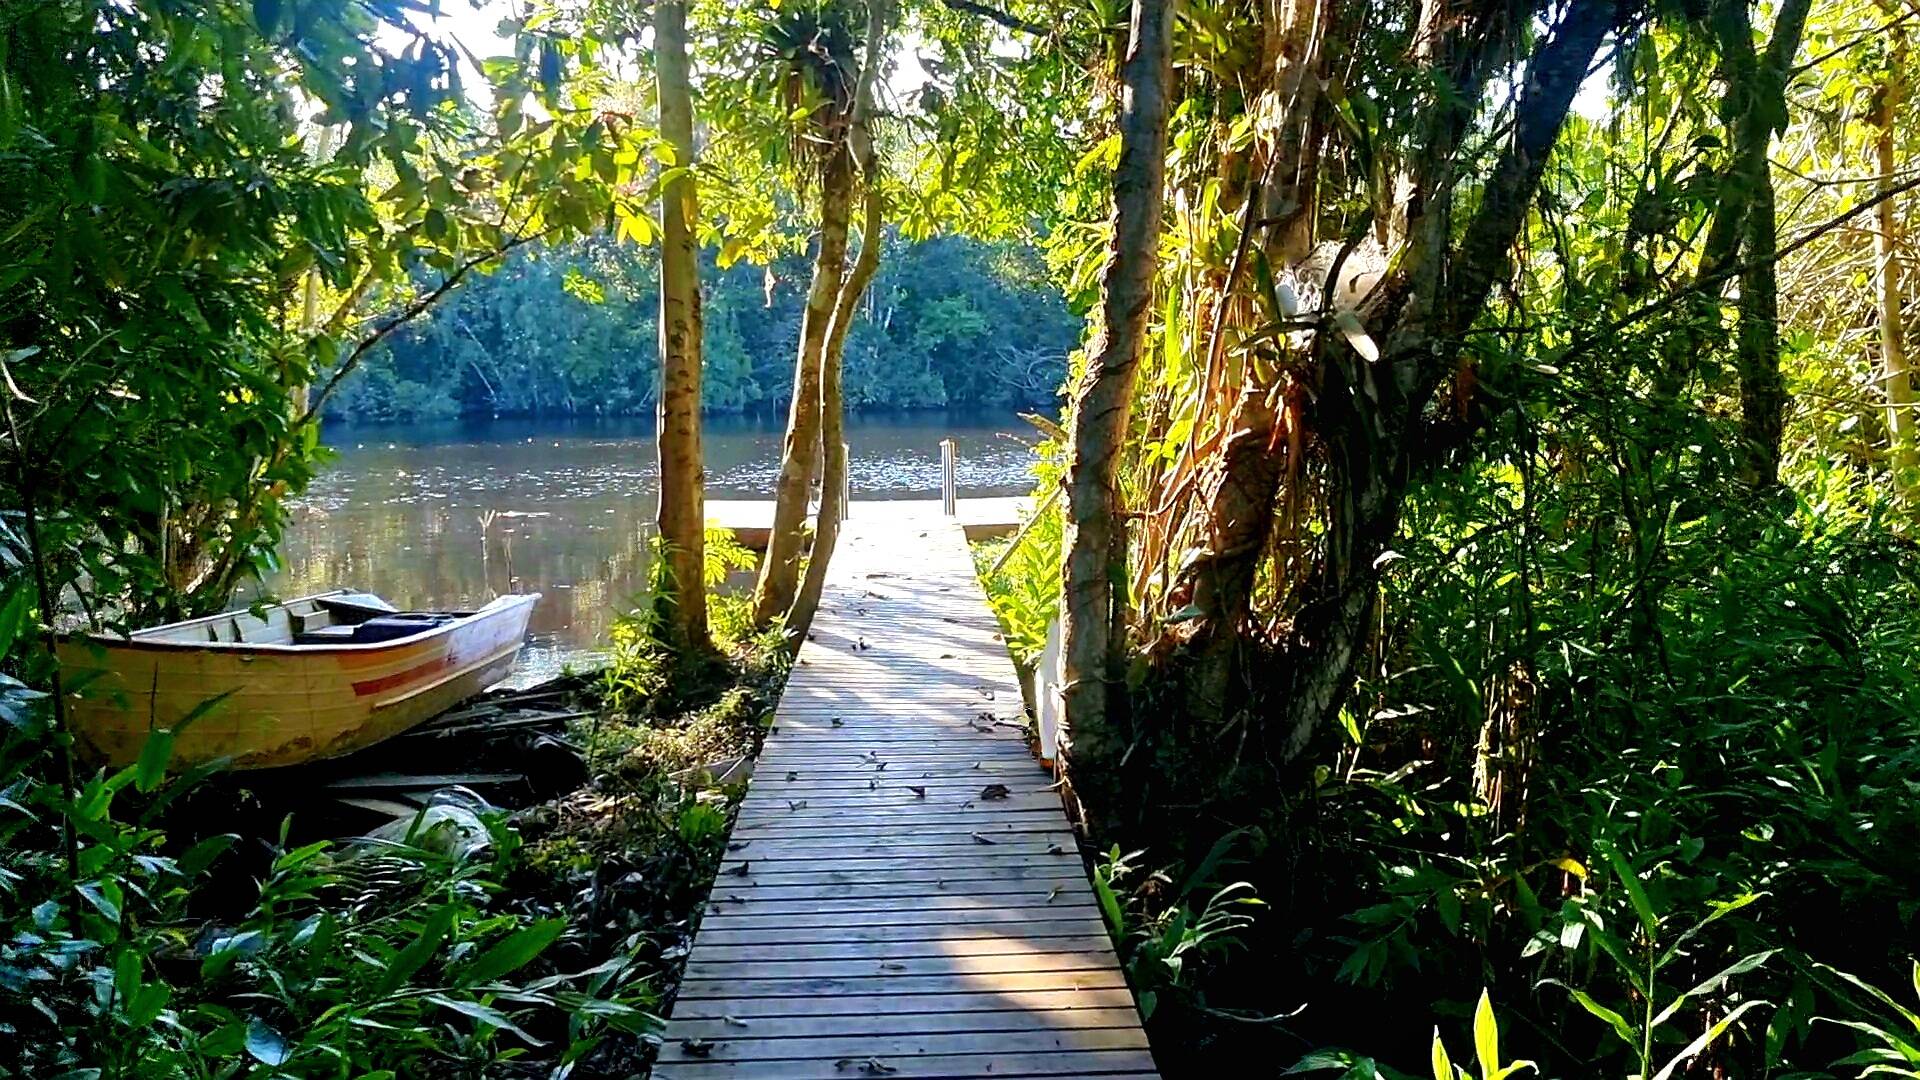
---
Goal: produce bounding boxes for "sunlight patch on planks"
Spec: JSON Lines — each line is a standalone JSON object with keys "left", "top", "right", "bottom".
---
{"left": 654, "top": 518, "right": 1159, "bottom": 1079}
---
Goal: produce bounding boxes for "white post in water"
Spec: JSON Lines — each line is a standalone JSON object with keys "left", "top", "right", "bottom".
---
{"left": 939, "top": 438, "right": 957, "bottom": 516}
{"left": 841, "top": 442, "right": 851, "bottom": 522}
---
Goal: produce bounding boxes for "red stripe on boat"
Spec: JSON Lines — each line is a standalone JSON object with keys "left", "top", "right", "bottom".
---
{"left": 351, "top": 654, "right": 455, "bottom": 697}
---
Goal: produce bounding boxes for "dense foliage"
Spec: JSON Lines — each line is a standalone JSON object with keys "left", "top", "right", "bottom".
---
{"left": 324, "top": 235, "right": 1077, "bottom": 422}
{"left": 963, "top": 0, "right": 1920, "bottom": 1075}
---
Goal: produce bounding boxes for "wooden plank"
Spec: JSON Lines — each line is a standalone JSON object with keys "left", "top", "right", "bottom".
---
{"left": 676, "top": 969, "right": 1129, "bottom": 1000}
{"left": 683, "top": 950, "right": 1121, "bottom": 981}
{"left": 652, "top": 1050, "right": 1157, "bottom": 1078}
{"left": 671, "top": 987, "right": 1139, "bottom": 1020}
{"left": 702, "top": 879, "right": 1093, "bottom": 904}
{"left": 696, "top": 905, "right": 1104, "bottom": 930}
{"left": 722, "top": 857, "right": 1078, "bottom": 879}
{"left": 692, "top": 936, "right": 1118, "bottom": 962}
{"left": 694, "top": 920, "right": 1110, "bottom": 948}
{"left": 665, "top": 1006, "right": 1145, "bottom": 1040}
{"left": 655, "top": 1026, "right": 1146, "bottom": 1062}
{"left": 723, "top": 837, "right": 1075, "bottom": 860}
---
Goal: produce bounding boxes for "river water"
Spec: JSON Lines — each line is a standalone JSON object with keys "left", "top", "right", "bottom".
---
{"left": 267, "top": 411, "right": 1040, "bottom": 677}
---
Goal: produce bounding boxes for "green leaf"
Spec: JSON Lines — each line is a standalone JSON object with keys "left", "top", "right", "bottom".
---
{"left": 1598, "top": 842, "right": 1658, "bottom": 938}
{"left": 134, "top": 729, "right": 174, "bottom": 793}
{"left": 426, "top": 994, "right": 546, "bottom": 1045}
{"left": 1472, "top": 989, "right": 1498, "bottom": 1079}
{"left": 1651, "top": 950, "right": 1777, "bottom": 1029}
{"left": 1650, "top": 999, "right": 1768, "bottom": 1080}
{"left": 461, "top": 919, "right": 566, "bottom": 985}
{"left": 377, "top": 903, "right": 456, "bottom": 995}
{"left": 1542, "top": 980, "right": 1636, "bottom": 1048}
{"left": 1431, "top": 1027, "right": 1455, "bottom": 1080}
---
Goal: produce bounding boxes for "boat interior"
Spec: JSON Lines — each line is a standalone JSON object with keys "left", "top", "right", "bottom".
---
{"left": 132, "top": 592, "right": 467, "bottom": 647}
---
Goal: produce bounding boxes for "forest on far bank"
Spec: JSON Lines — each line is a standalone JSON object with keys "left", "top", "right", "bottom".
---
{"left": 325, "top": 234, "right": 1078, "bottom": 423}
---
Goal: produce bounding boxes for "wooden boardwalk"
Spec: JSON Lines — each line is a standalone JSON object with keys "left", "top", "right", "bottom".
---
{"left": 654, "top": 517, "right": 1159, "bottom": 1078}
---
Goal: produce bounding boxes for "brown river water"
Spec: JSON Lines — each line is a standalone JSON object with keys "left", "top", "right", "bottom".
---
{"left": 265, "top": 411, "right": 1040, "bottom": 681}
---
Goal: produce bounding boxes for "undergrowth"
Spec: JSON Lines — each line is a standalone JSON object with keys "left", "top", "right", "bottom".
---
{"left": 987, "top": 444, "right": 1920, "bottom": 1077}
{"left": 0, "top": 526, "right": 791, "bottom": 1078}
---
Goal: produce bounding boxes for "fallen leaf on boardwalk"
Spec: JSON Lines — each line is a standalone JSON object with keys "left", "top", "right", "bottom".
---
{"left": 875, "top": 761, "right": 887, "bottom": 771}
{"left": 722, "top": 862, "right": 750, "bottom": 877}
{"left": 835, "top": 1058, "right": 898, "bottom": 1075}
{"left": 868, "top": 778, "right": 878, "bottom": 790}
{"left": 880, "top": 961, "right": 906, "bottom": 971}
{"left": 980, "top": 783, "right": 1011, "bottom": 800}
{"left": 1048, "top": 844, "right": 1066, "bottom": 855}
{"left": 723, "top": 1015, "right": 750, "bottom": 1028}
{"left": 909, "top": 786, "right": 927, "bottom": 799}
{"left": 940, "top": 653, "right": 955, "bottom": 659}
{"left": 786, "top": 771, "right": 800, "bottom": 782}
{"left": 1047, "top": 886, "right": 1061, "bottom": 903}
{"left": 787, "top": 800, "right": 808, "bottom": 811}
{"left": 831, "top": 717, "right": 845, "bottom": 728}
{"left": 970, "top": 831, "right": 997, "bottom": 845}
{"left": 680, "top": 1039, "right": 714, "bottom": 1058}
{"left": 727, "top": 840, "right": 751, "bottom": 851}
{"left": 971, "top": 761, "right": 983, "bottom": 769}
{"left": 975, "top": 687, "right": 995, "bottom": 700}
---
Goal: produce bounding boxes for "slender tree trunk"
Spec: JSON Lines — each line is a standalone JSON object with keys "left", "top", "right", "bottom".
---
{"left": 754, "top": 151, "right": 855, "bottom": 628}
{"left": 789, "top": 0, "right": 893, "bottom": 641}
{"left": 1736, "top": 176, "right": 1784, "bottom": 487}
{"left": 1874, "top": 21, "right": 1917, "bottom": 497}
{"left": 1059, "top": 0, "right": 1173, "bottom": 814}
{"left": 652, "top": 0, "right": 710, "bottom": 652}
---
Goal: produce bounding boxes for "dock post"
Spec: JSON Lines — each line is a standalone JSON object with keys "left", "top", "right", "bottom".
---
{"left": 939, "top": 438, "right": 957, "bottom": 516}
{"left": 841, "top": 442, "right": 851, "bottom": 522}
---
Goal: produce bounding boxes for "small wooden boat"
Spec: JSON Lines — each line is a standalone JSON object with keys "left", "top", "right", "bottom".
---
{"left": 56, "top": 590, "right": 540, "bottom": 771}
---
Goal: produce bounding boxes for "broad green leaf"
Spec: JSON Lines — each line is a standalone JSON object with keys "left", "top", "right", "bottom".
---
{"left": 461, "top": 919, "right": 566, "bottom": 985}
{"left": 1473, "top": 989, "right": 1498, "bottom": 1078}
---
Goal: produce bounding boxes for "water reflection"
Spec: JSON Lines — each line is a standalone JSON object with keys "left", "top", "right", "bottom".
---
{"left": 265, "top": 411, "right": 1040, "bottom": 665}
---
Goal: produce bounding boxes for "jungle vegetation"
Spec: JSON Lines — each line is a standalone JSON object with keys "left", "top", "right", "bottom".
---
{"left": 321, "top": 235, "right": 1080, "bottom": 423}
{"left": 4, "top": 0, "right": 1920, "bottom": 1075}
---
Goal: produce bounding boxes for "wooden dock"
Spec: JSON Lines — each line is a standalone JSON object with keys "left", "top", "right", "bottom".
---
{"left": 705, "top": 497, "right": 1029, "bottom": 549}
{"left": 653, "top": 515, "right": 1160, "bottom": 1078}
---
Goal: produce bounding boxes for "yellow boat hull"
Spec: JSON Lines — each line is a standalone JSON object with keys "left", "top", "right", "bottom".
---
{"left": 56, "top": 592, "right": 539, "bottom": 771}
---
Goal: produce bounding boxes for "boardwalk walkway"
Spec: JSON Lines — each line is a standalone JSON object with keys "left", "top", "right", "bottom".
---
{"left": 654, "top": 513, "right": 1160, "bottom": 1078}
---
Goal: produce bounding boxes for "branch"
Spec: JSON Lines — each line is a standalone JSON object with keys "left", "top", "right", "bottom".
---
{"left": 938, "top": 0, "right": 1050, "bottom": 37}
{"left": 1434, "top": 0, "right": 1619, "bottom": 347}
{"left": 1560, "top": 173, "right": 1920, "bottom": 362}
{"left": 297, "top": 229, "right": 554, "bottom": 425}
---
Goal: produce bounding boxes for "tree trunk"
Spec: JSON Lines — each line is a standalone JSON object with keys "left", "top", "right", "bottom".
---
{"left": 788, "top": 0, "right": 893, "bottom": 641}
{"left": 1059, "top": 0, "right": 1173, "bottom": 816}
{"left": 1271, "top": 0, "right": 1615, "bottom": 764}
{"left": 1711, "top": 0, "right": 1808, "bottom": 489}
{"left": 1874, "top": 19, "right": 1917, "bottom": 498}
{"left": 652, "top": 0, "right": 710, "bottom": 652}
{"left": 1736, "top": 175, "right": 1784, "bottom": 487}
{"left": 754, "top": 150, "right": 855, "bottom": 628}
{"left": 1155, "top": 0, "right": 1331, "bottom": 719}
